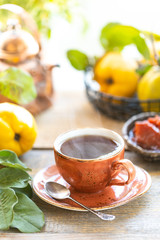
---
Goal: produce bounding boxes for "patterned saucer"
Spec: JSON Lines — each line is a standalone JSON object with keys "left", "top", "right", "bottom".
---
{"left": 33, "top": 165, "right": 151, "bottom": 211}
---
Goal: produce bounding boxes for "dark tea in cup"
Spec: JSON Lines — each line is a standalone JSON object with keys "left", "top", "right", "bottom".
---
{"left": 60, "top": 135, "right": 119, "bottom": 160}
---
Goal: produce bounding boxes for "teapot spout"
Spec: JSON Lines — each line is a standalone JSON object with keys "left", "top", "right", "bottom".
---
{"left": 47, "top": 64, "right": 60, "bottom": 71}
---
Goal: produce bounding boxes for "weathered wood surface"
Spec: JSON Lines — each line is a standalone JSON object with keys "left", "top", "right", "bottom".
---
{"left": 1, "top": 90, "right": 160, "bottom": 239}
{"left": 1, "top": 150, "right": 160, "bottom": 240}
{"left": 34, "top": 91, "right": 124, "bottom": 148}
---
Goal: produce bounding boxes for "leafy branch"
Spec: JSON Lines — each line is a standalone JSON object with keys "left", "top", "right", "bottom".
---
{"left": 0, "top": 150, "right": 45, "bottom": 232}
{"left": 67, "top": 22, "right": 160, "bottom": 74}
{"left": 100, "top": 22, "right": 151, "bottom": 59}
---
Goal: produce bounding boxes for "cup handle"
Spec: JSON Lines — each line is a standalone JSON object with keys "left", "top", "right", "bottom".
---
{"left": 108, "top": 159, "right": 136, "bottom": 186}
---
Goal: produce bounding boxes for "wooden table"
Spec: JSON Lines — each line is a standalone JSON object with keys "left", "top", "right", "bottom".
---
{"left": 1, "top": 90, "right": 160, "bottom": 240}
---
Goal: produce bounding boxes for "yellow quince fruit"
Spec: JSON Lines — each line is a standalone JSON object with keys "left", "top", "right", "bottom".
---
{"left": 0, "top": 102, "right": 37, "bottom": 156}
{"left": 138, "top": 66, "right": 160, "bottom": 111}
{"left": 94, "top": 52, "right": 139, "bottom": 97}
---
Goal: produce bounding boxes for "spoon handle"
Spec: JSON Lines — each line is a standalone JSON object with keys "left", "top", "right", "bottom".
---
{"left": 69, "top": 196, "right": 115, "bottom": 221}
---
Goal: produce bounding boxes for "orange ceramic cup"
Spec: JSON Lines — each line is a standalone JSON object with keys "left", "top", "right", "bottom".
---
{"left": 53, "top": 128, "right": 136, "bottom": 193}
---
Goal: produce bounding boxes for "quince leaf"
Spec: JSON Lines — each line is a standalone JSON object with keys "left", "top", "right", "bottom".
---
{"left": 0, "top": 168, "right": 31, "bottom": 188}
{"left": 100, "top": 23, "right": 150, "bottom": 59}
{"left": 0, "top": 188, "right": 18, "bottom": 230}
{"left": 0, "top": 67, "right": 37, "bottom": 105}
{"left": 67, "top": 50, "right": 89, "bottom": 70}
{"left": 100, "top": 22, "right": 121, "bottom": 50}
{"left": 136, "top": 63, "right": 153, "bottom": 76}
{"left": 12, "top": 183, "right": 33, "bottom": 199}
{"left": 11, "top": 193, "right": 45, "bottom": 233}
{"left": 0, "top": 150, "right": 31, "bottom": 171}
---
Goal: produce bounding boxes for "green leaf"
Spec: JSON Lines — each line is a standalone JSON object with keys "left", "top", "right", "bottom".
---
{"left": 100, "top": 22, "right": 121, "bottom": 50}
{"left": 67, "top": 50, "right": 89, "bottom": 70}
{"left": 0, "top": 150, "right": 31, "bottom": 171}
{"left": 0, "top": 188, "right": 18, "bottom": 230}
{"left": 100, "top": 23, "right": 150, "bottom": 59}
{"left": 0, "top": 67, "right": 37, "bottom": 105}
{"left": 47, "top": 28, "right": 52, "bottom": 39}
{"left": 133, "top": 35, "right": 150, "bottom": 60}
{"left": 12, "top": 184, "right": 33, "bottom": 199}
{"left": 136, "top": 63, "right": 153, "bottom": 76}
{"left": 0, "top": 168, "right": 31, "bottom": 189}
{"left": 11, "top": 193, "right": 45, "bottom": 233}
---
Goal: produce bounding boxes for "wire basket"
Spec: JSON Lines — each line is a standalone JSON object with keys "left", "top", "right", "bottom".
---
{"left": 84, "top": 70, "right": 160, "bottom": 121}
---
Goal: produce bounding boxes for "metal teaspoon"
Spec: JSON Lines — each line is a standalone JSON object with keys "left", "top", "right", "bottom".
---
{"left": 45, "top": 181, "right": 115, "bottom": 221}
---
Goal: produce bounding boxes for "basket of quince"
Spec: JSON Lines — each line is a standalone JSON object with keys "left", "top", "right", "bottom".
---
{"left": 67, "top": 22, "right": 160, "bottom": 120}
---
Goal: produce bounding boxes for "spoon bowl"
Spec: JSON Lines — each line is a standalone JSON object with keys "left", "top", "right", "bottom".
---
{"left": 45, "top": 181, "right": 70, "bottom": 199}
{"left": 45, "top": 181, "right": 115, "bottom": 221}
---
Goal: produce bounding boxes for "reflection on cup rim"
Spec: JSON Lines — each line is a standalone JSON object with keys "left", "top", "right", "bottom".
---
{"left": 53, "top": 128, "right": 125, "bottom": 162}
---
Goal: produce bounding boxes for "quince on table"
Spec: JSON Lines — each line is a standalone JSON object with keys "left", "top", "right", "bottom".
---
{"left": 0, "top": 102, "right": 37, "bottom": 156}
{"left": 94, "top": 52, "right": 139, "bottom": 97}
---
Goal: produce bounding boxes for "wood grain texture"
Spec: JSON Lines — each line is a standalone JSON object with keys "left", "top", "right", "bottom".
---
{"left": 1, "top": 150, "right": 159, "bottom": 239}
{"left": 34, "top": 91, "right": 124, "bottom": 148}
{"left": 1, "top": 233, "right": 160, "bottom": 240}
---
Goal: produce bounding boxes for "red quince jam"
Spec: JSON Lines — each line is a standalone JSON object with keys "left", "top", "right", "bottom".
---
{"left": 133, "top": 115, "right": 160, "bottom": 150}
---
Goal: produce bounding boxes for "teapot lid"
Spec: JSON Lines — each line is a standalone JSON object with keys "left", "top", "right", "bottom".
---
{"left": 0, "top": 19, "right": 39, "bottom": 63}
